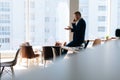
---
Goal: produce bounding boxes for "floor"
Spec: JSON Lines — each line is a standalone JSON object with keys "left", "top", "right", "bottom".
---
{"left": 0, "top": 58, "right": 52, "bottom": 80}
{"left": 0, "top": 46, "right": 91, "bottom": 80}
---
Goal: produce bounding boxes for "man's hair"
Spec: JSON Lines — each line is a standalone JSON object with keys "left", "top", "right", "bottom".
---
{"left": 74, "top": 11, "right": 81, "bottom": 17}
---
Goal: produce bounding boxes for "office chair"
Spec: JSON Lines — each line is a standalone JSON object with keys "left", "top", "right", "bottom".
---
{"left": 42, "top": 46, "right": 61, "bottom": 67}
{"left": 19, "top": 46, "right": 40, "bottom": 67}
{"left": 0, "top": 48, "right": 20, "bottom": 80}
{"left": 84, "top": 40, "right": 90, "bottom": 49}
{"left": 92, "top": 39, "right": 101, "bottom": 46}
{"left": 116, "top": 29, "right": 120, "bottom": 37}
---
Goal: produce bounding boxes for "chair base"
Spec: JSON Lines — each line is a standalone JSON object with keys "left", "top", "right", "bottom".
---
{"left": 19, "top": 57, "right": 40, "bottom": 68}
{"left": 0, "top": 66, "right": 15, "bottom": 80}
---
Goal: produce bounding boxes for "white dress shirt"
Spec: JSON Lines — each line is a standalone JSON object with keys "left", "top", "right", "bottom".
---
{"left": 75, "top": 19, "right": 80, "bottom": 25}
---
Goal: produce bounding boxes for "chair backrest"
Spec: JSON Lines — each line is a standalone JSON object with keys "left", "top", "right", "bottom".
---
{"left": 42, "top": 46, "right": 53, "bottom": 60}
{"left": 55, "top": 42, "right": 66, "bottom": 46}
{"left": 115, "top": 29, "right": 120, "bottom": 37}
{"left": 52, "top": 46, "right": 61, "bottom": 56}
{"left": 84, "top": 40, "right": 89, "bottom": 49}
{"left": 42, "top": 46, "right": 61, "bottom": 60}
{"left": 12, "top": 48, "right": 20, "bottom": 66}
{"left": 20, "top": 46, "right": 35, "bottom": 59}
{"left": 92, "top": 39, "right": 101, "bottom": 46}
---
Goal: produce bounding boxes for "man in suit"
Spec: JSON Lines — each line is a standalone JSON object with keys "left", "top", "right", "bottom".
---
{"left": 62, "top": 11, "right": 86, "bottom": 55}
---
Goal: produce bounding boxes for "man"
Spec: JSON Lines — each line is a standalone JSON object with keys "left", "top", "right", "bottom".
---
{"left": 62, "top": 11, "right": 86, "bottom": 55}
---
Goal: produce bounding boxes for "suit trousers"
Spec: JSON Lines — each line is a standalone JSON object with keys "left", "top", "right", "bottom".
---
{"left": 62, "top": 41, "right": 83, "bottom": 55}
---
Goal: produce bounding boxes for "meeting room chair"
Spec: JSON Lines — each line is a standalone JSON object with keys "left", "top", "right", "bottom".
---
{"left": 42, "top": 46, "right": 61, "bottom": 67}
{"left": 84, "top": 40, "right": 90, "bottom": 49}
{"left": 116, "top": 29, "right": 120, "bottom": 38}
{"left": 19, "top": 46, "right": 40, "bottom": 67}
{"left": 92, "top": 39, "right": 101, "bottom": 46}
{"left": 0, "top": 48, "right": 20, "bottom": 80}
{"left": 55, "top": 42, "right": 66, "bottom": 46}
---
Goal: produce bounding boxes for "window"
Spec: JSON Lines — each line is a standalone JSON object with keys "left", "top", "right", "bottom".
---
{"left": 30, "top": 1, "right": 35, "bottom": 8}
{"left": 2, "top": 38, "right": 4, "bottom": 43}
{"left": 0, "top": 0, "right": 69, "bottom": 50}
{"left": 98, "top": 26, "right": 105, "bottom": 32}
{"left": 45, "top": 17, "right": 50, "bottom": 22}
{"left": 98, "top": 16, "right": 106, "bottom": 22}
{"left": 30, "top": 13, "right": 35, "bottom": 20}
{"left": 30, "top": 25, "right": 35, "bottom": 32}
{"left": 79, "top": 0, "right": 118, "bottom": 39}
{"left": 0, "top": 20, "right": 10, "bottom": 23}
{"left": 5, "top": 38, "right": 10, "bottom": 43}
{"left": 0, "top": 38, "right": 10, "bottom": 43}
{"left": 98, "top": 5, "right": 106, "bottom": 11}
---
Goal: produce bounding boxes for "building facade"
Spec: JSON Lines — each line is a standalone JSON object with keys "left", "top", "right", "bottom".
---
{"left": 0, "top": 0, "right": 69, "bottom": 50}
{"left": 0, "top": 0, "right": 12, "bottom": 50}
{"left": 79, "top": 0, "right": 119, "bottom": 40}
{"left": 1, "top": 0, "right": 120, "bottom": 50}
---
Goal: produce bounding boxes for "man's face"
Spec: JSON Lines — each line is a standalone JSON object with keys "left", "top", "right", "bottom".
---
{"left": 74, "top": 14, "right": 81, "bottom": 21}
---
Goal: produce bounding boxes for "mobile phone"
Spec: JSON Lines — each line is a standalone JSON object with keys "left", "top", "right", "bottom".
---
{"left": 73, "top": 19, "right": 76, "bottom": 22}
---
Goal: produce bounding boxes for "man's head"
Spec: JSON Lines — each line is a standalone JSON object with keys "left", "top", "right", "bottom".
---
{"left": 74, "top": 11, "right": 81, "bottom": 21}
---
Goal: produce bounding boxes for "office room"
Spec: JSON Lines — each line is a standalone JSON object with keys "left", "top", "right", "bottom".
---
{"left": 0, "top": 0, "right": 120, "bottom": 80}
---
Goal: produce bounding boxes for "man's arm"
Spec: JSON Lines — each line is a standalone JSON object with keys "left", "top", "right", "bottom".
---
{"left": 65, "top": 20, "right": 76, "bottom": 31}
{"left": 71, "top": 23, "right": 77, "bottom": 32}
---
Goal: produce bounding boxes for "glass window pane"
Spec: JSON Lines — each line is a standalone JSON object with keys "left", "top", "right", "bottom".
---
{"left": 98, "top": 5, "right": 106, "bottom": 11}
{"left": 0, "top": 0, "right": 69, "bottom": 50}
{"left": 98, "top": 16, "right": 106, "bottom": 22}
{"left": 79, "top": 0, "right": 118, "bottom": 39}
{"left": 98, "top": 26, "right": 106, "bottom": 32}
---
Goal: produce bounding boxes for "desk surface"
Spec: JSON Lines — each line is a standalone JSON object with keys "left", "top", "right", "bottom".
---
{"left": 17, "top": 40, "right": 120, "bottom": 80}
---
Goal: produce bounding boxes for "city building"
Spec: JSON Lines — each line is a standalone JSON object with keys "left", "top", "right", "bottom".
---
{"left": 79, "top": 0, "right": 119, "bottom": 40}
{"left": 0, "top": 0, "right": 12, "bottom": 50}
{"left": 0, "top": 0, "right": 69, "bottom": 50}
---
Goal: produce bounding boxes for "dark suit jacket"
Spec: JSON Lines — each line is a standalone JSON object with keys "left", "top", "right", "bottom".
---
{"left": 71, "top": 18, "right": 86, "bottom": 44}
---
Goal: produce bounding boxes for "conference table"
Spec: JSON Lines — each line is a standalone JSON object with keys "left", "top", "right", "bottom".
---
{"left": 17, "top": 40, "right": 120, "bottom": 80}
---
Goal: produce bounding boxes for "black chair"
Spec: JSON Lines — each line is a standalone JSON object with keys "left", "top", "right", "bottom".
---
{"left": 0, "top": 48, "right": 20, "bottom": 80}
{"left": 115, "top": 29, "right": 120, "bottom": 37}
{"left": 76, "top": 40, "right": 90, "bottom": 49}
{"left": 73, "top": 40, "right": 89, "bottom": 52}
{"left": 84, "top": 40, "right": 90, "bottom": 49}
{"left": 42, "top": 46, "right": 61, "bottom": 66}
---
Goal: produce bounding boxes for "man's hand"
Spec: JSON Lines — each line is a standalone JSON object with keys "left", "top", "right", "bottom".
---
{"left": 64, "top": 26, "right": 72, "bottom": 30}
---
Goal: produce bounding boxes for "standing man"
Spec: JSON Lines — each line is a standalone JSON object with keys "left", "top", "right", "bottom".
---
{"left": 62, "top": 11, "right": 86, "bottom": 55}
